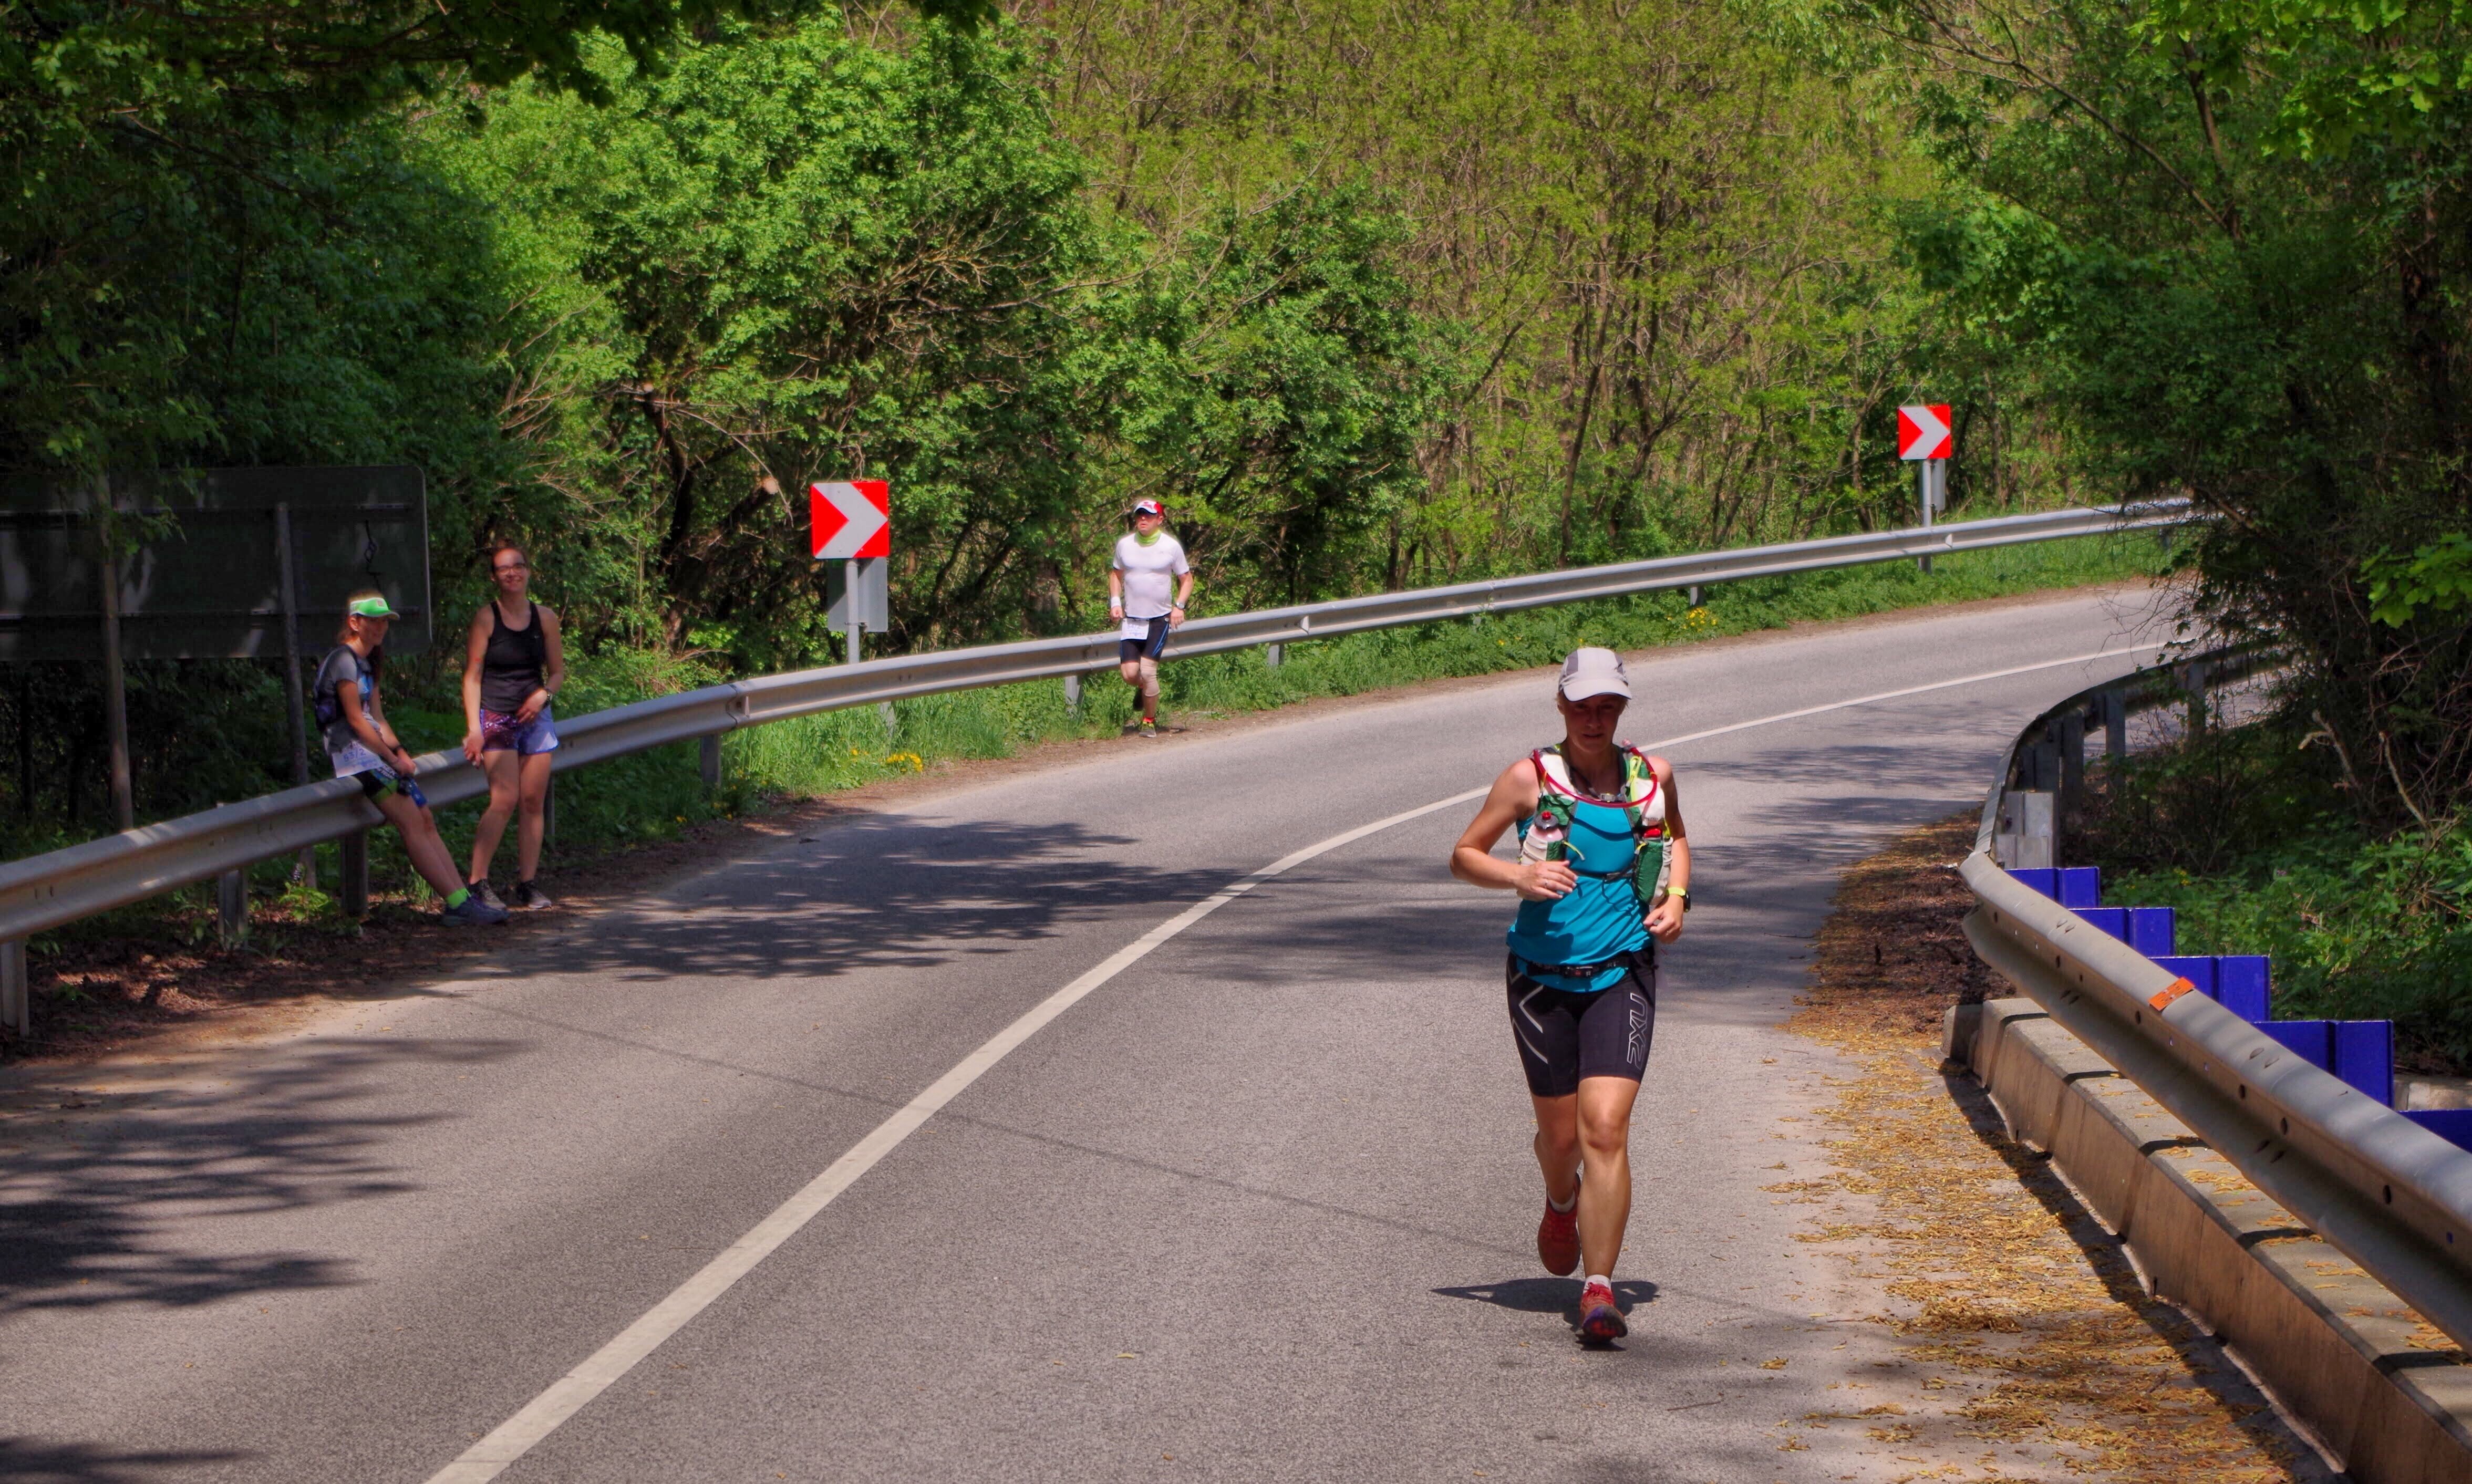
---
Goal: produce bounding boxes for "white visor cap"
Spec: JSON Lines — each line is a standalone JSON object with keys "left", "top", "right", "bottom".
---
{"left": 1558, "top": 647, "right": 1631, "bottom": 702}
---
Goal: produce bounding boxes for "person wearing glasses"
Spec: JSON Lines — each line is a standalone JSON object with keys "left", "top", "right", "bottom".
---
{"left": 314, "top": 591, "right": 508, "bottom": 926}
{"left": 1450, "top": 648, "right": 1690, "bottom": 1343}
{"left": 460, "top": 544, "right": 566, "bottom": 911}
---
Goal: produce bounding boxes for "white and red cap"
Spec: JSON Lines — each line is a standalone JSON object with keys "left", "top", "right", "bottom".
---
{"left": 1129, "top": 499, "right": 1165, "bottom": 518}
{"left": 1558, "top": 647, "right": 1631, "bottom": 702}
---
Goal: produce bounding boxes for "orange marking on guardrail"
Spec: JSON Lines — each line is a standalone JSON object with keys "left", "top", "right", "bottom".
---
{"left": 2149, "top": 977, "right": 2197, "bottom": 1012}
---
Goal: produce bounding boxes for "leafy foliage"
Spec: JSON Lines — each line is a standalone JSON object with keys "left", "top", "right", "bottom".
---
{"left": 1037, "top": 0, "right": 2052, "bottom": 582}
{"left": 2366, "top": 532, "right": 2472, "bottom": 626}
{"left": 0, "top": 0, "right": 2144, "bottom": 843}
{"left": 1808, "top": 0, "right": 2472, "bottom": 822}
{"left": 424, "top": 18, "right": 1114, "bottom": 658}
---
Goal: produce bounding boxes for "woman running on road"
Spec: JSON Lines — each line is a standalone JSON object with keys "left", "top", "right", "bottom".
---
{"left": 315, "top": 591, "right": 508, "bottom": 926}
{"left": 460, "top": 543, "right": 565, "bottom": 911}
{"left": 1450, "top": 646, "right": 1689, "bottom": 1342}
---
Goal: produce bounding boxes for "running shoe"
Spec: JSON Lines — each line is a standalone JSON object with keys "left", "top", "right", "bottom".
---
{"left": 467, "top": 879, "right": 506, "bottom": 912}
{"left": 440, "top": 894, "right": 510, "bottom": 927}
{"left": 1537, "top": 1200, "right": 1579, "bottom": 1276}
{"left": 1139, "top": 722, "right": 1159, "bottom": 739}
{"left": 508, "top": 879, "right": 554, "bottom": 911}
{"left": 1577, "top": 1279, "right": 1627, "bottom": 1342}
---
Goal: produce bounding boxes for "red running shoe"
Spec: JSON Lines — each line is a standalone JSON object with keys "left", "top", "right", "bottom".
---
{"left": 1537, "top": 1200, "right": 1579, "bottom": 1276}
{"left": 1577, "top": 1279, "right": 1627, "bottom": 1342}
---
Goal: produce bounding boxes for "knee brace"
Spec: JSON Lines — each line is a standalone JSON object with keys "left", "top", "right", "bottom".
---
{"left": 1137, "top": 657, "right": 1160, "bottom": 700}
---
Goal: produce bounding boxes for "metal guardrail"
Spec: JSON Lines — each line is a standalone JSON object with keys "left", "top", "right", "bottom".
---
{"left": 0, "top": 499, "right": 2187, "bottom": 1036}
{"left": 1962, "top": 652, "right": 2472, "bottom": 1350}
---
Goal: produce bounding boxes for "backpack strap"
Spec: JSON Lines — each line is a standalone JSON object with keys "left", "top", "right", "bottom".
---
{"left": 1527, "top": 748, "right": 1576, "bottom": 839}
{"left": 1618, "top": 744, "right": 1666, "bottom": 841}
{"left": 313, "top": 646, "right": 350, "bottom": 727}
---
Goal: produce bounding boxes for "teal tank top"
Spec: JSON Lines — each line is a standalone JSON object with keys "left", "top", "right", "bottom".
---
{"left": 1506, "top": 795, "right": 1649, "bottom": 992}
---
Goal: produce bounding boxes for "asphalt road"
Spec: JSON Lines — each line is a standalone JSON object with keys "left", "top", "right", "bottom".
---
{"left": 0, "top": 586, "right": 2178, "bottom": 1483}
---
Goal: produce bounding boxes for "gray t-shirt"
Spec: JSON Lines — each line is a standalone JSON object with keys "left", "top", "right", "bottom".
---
{"left": 313, "top": 646, "right": 378, "bottom": 763}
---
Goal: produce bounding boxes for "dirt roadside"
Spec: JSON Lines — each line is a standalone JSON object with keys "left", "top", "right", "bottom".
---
{"left": 0, "top": 579, "right": 2170, "bottom": 1071}
{"left": 1771, "top": 811, "right": 2326, "bottom": 1483}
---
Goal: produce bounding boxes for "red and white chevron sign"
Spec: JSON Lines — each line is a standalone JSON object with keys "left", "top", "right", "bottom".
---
{"left": 810, "top": 480, "right": 891, "bottom": 560}
{"left": 1897, "top": 404, "right": 1953, "bottom": 461}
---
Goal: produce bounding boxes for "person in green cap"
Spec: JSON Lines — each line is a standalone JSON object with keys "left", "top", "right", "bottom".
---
{"left": 314, "top": 589, "right": 508, "bottom": 926}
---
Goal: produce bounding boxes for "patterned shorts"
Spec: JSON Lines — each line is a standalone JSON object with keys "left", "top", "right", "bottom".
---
{"left": 480, "top": 707, "right": 561, "bottom": 756}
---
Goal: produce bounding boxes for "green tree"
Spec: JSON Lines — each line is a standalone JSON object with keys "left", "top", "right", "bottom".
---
{"left": 1810, "top": 0, "right": 2472, "bottom": 819}
{"left": 1092, "top": 182, "right": 1458, "bottom": 607}
{"left": 426, "top": 17, "right": 1112, "bottom": 661}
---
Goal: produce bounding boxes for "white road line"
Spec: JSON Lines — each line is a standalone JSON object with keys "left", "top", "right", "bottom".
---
{"left": 424, "top": 638, "right": 2159, "bottom": 1482}
{"left": 1647, "top": 642, "right": 2168, "bottom": 753}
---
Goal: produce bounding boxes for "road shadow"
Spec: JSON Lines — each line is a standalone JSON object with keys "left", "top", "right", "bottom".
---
{"left": 1432, "top": 1277, "right": 1659, "bottom": 1314}
{"left": 460, "top": 816, "right": 1225, "bottom": 988}
{"left": 0, "top": 1438, "right": 252, "bottom": 1483}
{"left": 0, "top": 1034, "right": 518, "bottom": 1314}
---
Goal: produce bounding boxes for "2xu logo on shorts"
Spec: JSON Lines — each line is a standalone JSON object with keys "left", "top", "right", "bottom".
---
{"left": 1626, "top": 990, "right": 1649, "bottom": 1064}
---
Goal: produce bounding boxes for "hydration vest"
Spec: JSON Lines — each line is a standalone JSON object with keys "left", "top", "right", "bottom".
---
{"left": 1516, "top": 742, "right": 1671, "bottom": 908}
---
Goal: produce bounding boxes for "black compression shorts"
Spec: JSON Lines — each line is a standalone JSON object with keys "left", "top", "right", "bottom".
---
{"left": 1118, "top": 616, "right": 1171, "bottom": 663}
{"left": 1505, "top": 953, "right": 1657, "bottom": 1097}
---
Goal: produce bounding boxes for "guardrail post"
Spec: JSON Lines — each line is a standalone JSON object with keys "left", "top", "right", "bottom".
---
{"left": 1265, "top": 643, "right": 1284, "bottom": 669}
{"left": 2100, "top": 688, "right": 2127, "bottom": 761}
{"left": 2, "top": 938, "right": 25, "bottom": 1038}
{"left": 216, "top": 868, "right": 249, "bottom": 949}
{"left": 2184, "top": 659, "right": 2211, "bottom": 735}
{"left": 340, "top": 831, "right": 369, "bottom": 918}
{"left": 880, "top": 701, "right": 897, "bottom": 741}
{"left": 1062, "top": 673, "right": 1082, "bottom": 714}
{"left": 699, "top": 734, "right": 722, "bottom": 789}
{"left": 2056, "top": 711, "right": 2086, "bottom": 821}
{"left": 1996, "top": 790, "right": 2057, "bottom": 868}
{"left": 2018, "top": 739, "right": 2060, "bottom": 792}
{"left": 1685, "top": 585, "right": 1702, "bottom": 608}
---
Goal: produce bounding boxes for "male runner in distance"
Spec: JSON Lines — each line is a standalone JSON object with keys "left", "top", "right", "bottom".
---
{"left": 1108, "top": 499, "right": 1193, "bottom": 739}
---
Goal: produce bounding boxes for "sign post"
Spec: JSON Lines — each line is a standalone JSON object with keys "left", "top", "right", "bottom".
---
{"left": 812, "top": 480, "right": 891, "bottom": 664}
{"left": 1897, "top": 403, "right": 1953, "bottom": 573}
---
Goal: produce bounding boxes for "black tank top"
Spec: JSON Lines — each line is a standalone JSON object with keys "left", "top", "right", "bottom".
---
{"left": 480, "top": 600, "right": 545, "bottom": 714}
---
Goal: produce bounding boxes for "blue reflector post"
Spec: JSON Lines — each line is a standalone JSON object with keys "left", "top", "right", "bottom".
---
{"left": 2406, "top": 1108, "right": 2472, "bottom": 1152}
{"left": 2332, "top": 1021, "right": 2396, "bottom": 1105}
{"left": 2008, "top": 868, "right": 2060, "bottom": 901}
{"left": 2263, "top": 1020, "right": 2332, "bottom": 1068}
{"left": 2076, "top": 906, "right": 2128, "bottom": 942}
{"left": 2216, "top": 957, "right": 2271, "bottom": 1022}
{"left": 2126, "top": 907, "right": 2176, "bottom": 957}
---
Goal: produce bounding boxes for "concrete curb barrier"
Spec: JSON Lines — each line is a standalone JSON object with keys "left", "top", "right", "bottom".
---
{"left": 1947, "top": 996, "right": 2472, "bottom": 1482}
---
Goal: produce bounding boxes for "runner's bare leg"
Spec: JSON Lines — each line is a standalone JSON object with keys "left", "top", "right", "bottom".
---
{"left": 1574, "top": 1075, "right": 1639, "bottom": 1275}
{"left": 1531, "top": 1092, "right": 1581, "bottom": 1208}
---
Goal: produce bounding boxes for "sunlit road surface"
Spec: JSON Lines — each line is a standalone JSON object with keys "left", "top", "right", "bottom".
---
{"left": 0, "top": 587, "right": 2178, "bottom": 1482}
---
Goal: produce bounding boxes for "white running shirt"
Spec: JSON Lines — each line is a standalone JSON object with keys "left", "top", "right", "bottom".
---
{"left": 1112, "top": 533, "right": 1190, "bottom": 622}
